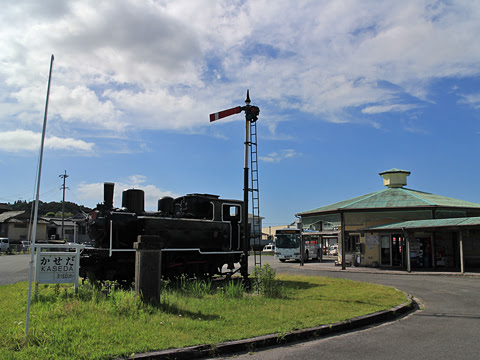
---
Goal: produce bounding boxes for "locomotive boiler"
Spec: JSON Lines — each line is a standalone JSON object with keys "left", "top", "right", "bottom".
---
{"left": 80, "top": 182, "right": 247, "bottom": 283}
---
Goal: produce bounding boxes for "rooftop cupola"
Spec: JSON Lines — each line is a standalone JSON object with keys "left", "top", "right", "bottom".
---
{"left": 379, "top": 168, "right": 410, "bottom": 188}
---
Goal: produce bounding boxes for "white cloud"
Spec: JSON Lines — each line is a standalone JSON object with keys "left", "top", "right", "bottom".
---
{"left": 45, "top": 135, "right": 95, "bottom": 152}
{"left": 11, "top": 84, "right": 123, "bottom": 131}
{"left": 76, "top": 178, "right": 180, "bottom": 210}
{"left": 458, "top": 93, "right": 480, "bottom": 109}
{"left": 102, "top": 88, "right": 205, "bottom": 130}
{"left": 2, "top": 0, "right": 480, "bottom": 151}
{"left": 260, "top": 149, "right": 301, "bottom": 163}
{"left": 125, "top": 175, "right": 147, "bottom": 186}
{"left": 362, "top": 104, "right": 420, "bottom": 114}
{"left": 0, "top": 130, "right": 94, "bottom": 153}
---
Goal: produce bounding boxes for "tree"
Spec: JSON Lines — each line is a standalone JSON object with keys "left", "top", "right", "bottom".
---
{"left": 11, "top": 201, "right": 91, "bottom": 217}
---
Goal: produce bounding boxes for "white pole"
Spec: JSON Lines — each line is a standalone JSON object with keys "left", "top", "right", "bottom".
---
{"left": 25, "top": 54, "right": 54, "bottom": 340}
{"left": 459, "top": 230, "right": 464, "bottom": 274}
{"left": 109, "top": 220, "right": 113, "bottom": 257}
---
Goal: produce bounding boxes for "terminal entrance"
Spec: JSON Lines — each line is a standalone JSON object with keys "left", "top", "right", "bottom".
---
{"left": 381, "top": 234, "right": 403, "bottom": 267}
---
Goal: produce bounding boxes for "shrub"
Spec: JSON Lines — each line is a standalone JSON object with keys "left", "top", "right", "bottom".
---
{"left": 252, "top": 264, "right": 282, "bottom": 298}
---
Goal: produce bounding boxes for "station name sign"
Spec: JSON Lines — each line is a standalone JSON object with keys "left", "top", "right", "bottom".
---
{"left": 37, "top": 253, "right": 77, "bottom": 282}
{"left": 34, "top": 244, "right": 83, "bottom": 292}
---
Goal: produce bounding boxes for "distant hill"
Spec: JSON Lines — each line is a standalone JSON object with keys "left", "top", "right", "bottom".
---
{"left": 11, "top": 200, "right": 91, "bottom": 217}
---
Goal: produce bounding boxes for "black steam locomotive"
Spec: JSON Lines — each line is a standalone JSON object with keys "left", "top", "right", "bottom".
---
{"left": 80, "top": 182, "right": 247, "bottom": 283}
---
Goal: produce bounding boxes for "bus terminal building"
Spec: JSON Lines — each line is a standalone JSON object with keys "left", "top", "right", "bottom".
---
{"left": 296, "top": 169, "right": 480, "bottom": 273}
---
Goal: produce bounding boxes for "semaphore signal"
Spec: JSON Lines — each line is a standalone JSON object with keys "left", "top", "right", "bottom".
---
{"left": 209, "top": 90, "right": 259, "bottom": 123}
{"left": 209, "top": 90, "right": 261, "bottom": 286}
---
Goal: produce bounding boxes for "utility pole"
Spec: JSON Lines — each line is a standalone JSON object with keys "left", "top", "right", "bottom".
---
{"left": 59, "top": 170, "right": 69, "bottom": 240}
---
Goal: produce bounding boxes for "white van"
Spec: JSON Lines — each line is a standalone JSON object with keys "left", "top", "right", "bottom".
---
{"left": 0, "top": 238, "right": 10, "bottom": 253}
{"left": 328, "top": 244, "right": 338, "bottom": 256}
{"left": 262, "top": 244, "right": 275, "bottom": 252}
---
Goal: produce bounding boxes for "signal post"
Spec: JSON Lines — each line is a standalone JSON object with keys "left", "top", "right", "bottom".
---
{"left": 209, "top": 91, "right": 260, "bottom": 285}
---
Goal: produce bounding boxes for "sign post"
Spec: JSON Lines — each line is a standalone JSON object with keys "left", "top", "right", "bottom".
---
{"left": 26, "top": 54, "right": 54, "bottom": 340}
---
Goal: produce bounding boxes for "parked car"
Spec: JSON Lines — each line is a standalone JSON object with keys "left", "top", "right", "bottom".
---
{"left": 21, "top": 241, "right": 31, "bottom": 252}
{"left": 328, "top": 244, "right": 338, "bottom": 256}
{"left": 262, "top": 244, "right": 275, "bottom": 252}
{"left": 0, "top": 238, "right": 10, "bottom": 253}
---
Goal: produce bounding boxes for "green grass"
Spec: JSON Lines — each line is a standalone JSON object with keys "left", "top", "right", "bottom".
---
{"left": 0, "top": 275, "right": 407, "bottom": 360}
{"left": 249, "top": 251, "right": 274, "bottom": 256}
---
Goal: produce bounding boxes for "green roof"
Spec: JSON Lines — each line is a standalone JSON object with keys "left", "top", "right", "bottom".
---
{"left": 297, "top": 187, "right": 480, "bottom": 216}
{"left": 362, "top": 216, "right": 480, "bottom": 231}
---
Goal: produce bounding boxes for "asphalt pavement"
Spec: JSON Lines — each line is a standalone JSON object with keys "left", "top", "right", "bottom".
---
{"left": 205, "top": 257, "right": 480, "bottom": 360}
{"left": 0, "top": 253, "right": 31, "bottom": 285}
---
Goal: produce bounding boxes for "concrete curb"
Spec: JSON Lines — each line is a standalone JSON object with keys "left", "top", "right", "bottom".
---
{"left": 278, "top": 259, "right": 480, "bottom": 278}
{"left": 130, "top": 295, "right": 417, "bottom": 360}
{"left": 321, "top": 266, "right": 480, "bottom": 277}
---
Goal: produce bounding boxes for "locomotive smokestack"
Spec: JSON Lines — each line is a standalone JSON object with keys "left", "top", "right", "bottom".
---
{"left": 104, "top": 182, "right": 115, "bottom": 209}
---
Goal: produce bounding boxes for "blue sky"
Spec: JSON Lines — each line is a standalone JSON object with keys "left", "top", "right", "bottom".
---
{"left": 1, "top": 0, "right": 480, "bottom": 226}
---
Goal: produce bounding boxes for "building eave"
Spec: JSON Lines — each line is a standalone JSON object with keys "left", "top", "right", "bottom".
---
{"left": 360, "top": 216, "right": 480, "bottom": 232}
{"left": 297, "top": 205, "right": 480, "bottom": 218}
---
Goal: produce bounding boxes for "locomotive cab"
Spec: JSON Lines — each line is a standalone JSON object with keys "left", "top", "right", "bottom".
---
{"left": 174, "top": 194, "right": 217, "bottom": 220}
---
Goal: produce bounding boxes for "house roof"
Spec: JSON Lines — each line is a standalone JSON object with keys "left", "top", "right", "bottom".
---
{"left": 0, "top": 211, "right": 50, "bottom": 224}
{"left": 297, "top": 187, "right": 480, "bottom": 216}
{"left": 0, "top": 211, "right": 25, "bottom": 222}
{"left": 45, "top": 219, "right": 78, "bottom": 227}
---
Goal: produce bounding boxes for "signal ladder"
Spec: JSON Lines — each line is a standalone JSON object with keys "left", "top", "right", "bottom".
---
{"left": 249, "top": 120, "right": 262, "bottom": 268}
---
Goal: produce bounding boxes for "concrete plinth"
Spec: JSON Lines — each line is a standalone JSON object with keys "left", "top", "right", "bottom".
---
{"left": 134, "top": 235, "right": 166, "bottom": 303}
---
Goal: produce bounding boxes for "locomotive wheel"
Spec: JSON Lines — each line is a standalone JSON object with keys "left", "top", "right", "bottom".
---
{"left": 166, "top": 257, "right": 187, "bottom": 278}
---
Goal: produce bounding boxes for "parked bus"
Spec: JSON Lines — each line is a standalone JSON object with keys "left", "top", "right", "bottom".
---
{"left": 274, "top": 228, "right": 321, "bottom": 262}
